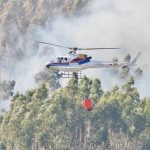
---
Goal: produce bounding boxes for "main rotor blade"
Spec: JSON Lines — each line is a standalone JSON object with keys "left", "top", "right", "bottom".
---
{"left": 78, "top": 48, "right": 120, "bottom": 50}
{"left": 38, "top": 41, "right": 72, "bottom": 49}
{"left": 38, "top": 41, "right": 120, "bottom": 51}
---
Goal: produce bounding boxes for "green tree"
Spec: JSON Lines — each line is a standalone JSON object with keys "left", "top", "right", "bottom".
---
{"left": 34, "top": 70, "right": 60, "bottom": 92}
{"left": 0, "top": 76, "right": 148, "bottom": 150}
{"left": 89, "top": 78, "right": 103, "bottom": 103}
{"left": 0, "top": 80, "right": 15, "bottom": 100}
{"left": 124, "top": 54, "right": 131, "bottom": 62}
{"left": 78, "top": 76, "right": 92, "bottom": 98}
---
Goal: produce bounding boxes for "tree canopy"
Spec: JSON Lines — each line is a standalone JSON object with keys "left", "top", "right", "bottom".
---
{"left": 0, "top": 76, "right": 150, "bottom": 150}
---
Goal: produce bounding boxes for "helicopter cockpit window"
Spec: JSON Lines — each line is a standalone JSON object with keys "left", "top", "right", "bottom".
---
{"left": 56, "top": 57, "right": 68, "bottom": 63}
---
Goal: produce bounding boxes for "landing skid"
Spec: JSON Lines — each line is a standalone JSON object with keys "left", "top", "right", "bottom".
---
{"left": 56, "top": 72, "right": 82, "bottom": 79}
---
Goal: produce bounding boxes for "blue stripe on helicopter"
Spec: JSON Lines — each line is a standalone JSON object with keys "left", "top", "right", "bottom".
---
{"left": 46, "top": 58, "right": 90, "bottom": 67}
{"left": 78, "top": 58, "right": 90, "bottom": 65}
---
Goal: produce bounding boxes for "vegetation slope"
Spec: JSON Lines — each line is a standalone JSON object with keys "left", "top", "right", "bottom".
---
{"left": 0, "top": 0, "right": 149, "bottom": 150}
{"left": 0, "top": 76, "right": 150, "bottom": 150}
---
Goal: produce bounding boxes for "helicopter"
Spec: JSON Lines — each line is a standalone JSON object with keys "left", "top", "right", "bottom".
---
{"left": 38, "top": 41, "right": 141, "bottom": 78}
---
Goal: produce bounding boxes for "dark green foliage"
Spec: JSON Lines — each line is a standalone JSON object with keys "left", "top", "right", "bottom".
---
{"left": 0, "top": 76, "right": 149, "bottom": 149}
{"left": 90, "top": 78, "right": 103, "bottom": 103}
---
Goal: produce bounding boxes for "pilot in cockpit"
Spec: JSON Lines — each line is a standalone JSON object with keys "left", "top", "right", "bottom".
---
{"left": 57, "top": 57, "right": 68, "bottom": 63}
{"left": 57, "top": 58, "right": 61, "bottom": 63}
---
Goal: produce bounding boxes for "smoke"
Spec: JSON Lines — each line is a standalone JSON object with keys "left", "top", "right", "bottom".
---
{"left": 38, "top": 0, "right": 150, "bottom": 97}
{"left": 1, "top": 0, "right": 150, "bottom": 101}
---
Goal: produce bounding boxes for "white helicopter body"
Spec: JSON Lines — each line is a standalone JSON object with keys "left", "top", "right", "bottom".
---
{"left": 39, "top": 41, "right": 141, "bottom": 78}
{"left": 46, "top": 52, "right": 141, "bottom": 72}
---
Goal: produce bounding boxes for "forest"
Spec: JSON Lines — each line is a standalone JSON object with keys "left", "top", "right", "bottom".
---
{"left": 0, "top": 75, "right": 150, "bottom": 150}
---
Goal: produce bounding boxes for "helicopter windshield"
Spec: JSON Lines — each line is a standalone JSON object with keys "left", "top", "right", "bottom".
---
{"left": 57, "top": 57, "right": 68, "bottom": 63}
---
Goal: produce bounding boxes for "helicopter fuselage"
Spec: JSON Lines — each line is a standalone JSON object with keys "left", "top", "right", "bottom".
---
{"left": 46, "top": 55, "right": 128, "bottom": 72}
{"left": 46, "top": 61, "right": 123, "bottom": 72}
{"left": 38, "top": 41, "right": 141, "bottom": 78}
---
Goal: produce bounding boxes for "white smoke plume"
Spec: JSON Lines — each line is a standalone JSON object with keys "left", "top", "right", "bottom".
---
{"left": 37, "top": 0, "right": 150, "bottom": 97}
{"left": 1, "top": 0, "right": 150, "bottom": 101}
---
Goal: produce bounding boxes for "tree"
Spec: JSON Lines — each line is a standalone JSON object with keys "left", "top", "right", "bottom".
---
{"left": 0, "top": 76, "right": 148, "bottom": 150}
{"left": 134, "top": 68, "right": 143, "bottom": 79}
{"left": 78, "top": 76, "right": 93, "bottom": 98}
{"left": 124, "top": 54, "right": 131, "bottom": 62}
{"left": 144, "top": 97, "right": 150, "bottom": 126}
{"left": 34, "top": 70, "right": 60, "bottom": 92}
{"left": 89, "top": 78, "right": 103, "bottom": 103}
{"left": 0, "top": 80, "right": 15, "bottom": 100}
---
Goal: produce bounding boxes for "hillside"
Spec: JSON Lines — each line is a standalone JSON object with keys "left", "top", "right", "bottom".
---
{"left": 0, "top": 0, "right": 88, "bottom": 62}
{"left": 0, "top": 0, "right": 150, "bottom": 149}
{"left": 0, "top": 0, "right": 89, "bottom": 100}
